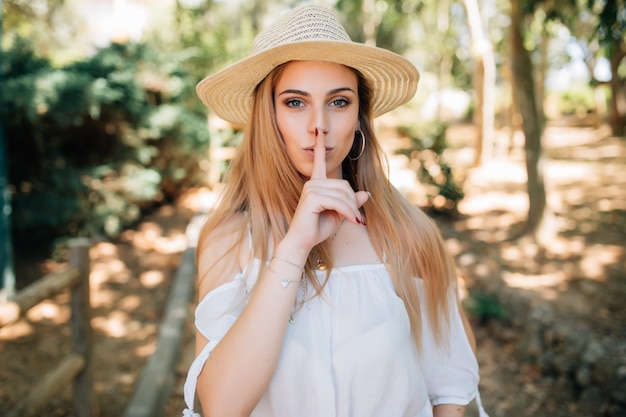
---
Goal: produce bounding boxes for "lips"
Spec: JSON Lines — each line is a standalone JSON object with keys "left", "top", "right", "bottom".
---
{"left": 304, "top": 147, "right": 334, "bottom": 154}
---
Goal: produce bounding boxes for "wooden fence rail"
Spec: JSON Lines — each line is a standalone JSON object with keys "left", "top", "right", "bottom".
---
{"left": 0, "top": 238, "right": 95, "bottom": 417}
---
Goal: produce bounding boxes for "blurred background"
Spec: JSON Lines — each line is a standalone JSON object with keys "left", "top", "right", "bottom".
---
{"left": 0, "top": 0, "right": 624, "bottom": 416}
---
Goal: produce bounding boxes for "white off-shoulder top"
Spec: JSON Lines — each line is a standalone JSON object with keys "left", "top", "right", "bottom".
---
{"left": 182, "top": 260, "right": 488, "bottom": 417}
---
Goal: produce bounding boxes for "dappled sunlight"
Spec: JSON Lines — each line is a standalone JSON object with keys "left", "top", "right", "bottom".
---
{"left": 465, "top": 161, "right": 528, "bottom": 187}
{"left": 544, "top": 124, "right": 616, "bottom": 150}
{"left": 489, "top": 234, "right": 623, "bottom": 306}
{"left": 178, "top": 186, "right": 221, "bottom": 212}
{"left": 92, "top": 311, "right": 130, "bottom": 338}
{"left": 498, "top": 240, "right": 541, "bottom": 269}
{"left": 113, "top": 372, "right": 135, "bottom": 387}
{"left": 121, "top": 222, "right": 163, "bottom": 251}
{"left": 90, "top": 287, "right": 118, "bottom": 309}
{"left": 118, "top": 294, "right": 142, "bottom": 311}
{"left": 25, "top": 300, "right": 70, "bottom": 325}
{"left": 121, "top": 222, "right": 188, "bottom": 254}
{"left": 0, "top": 321, "right": 34, "bottom": 340}
{"left": 444, "top": 237, "right": 464, "bottom": 256}
{"left": 503, "top": 271, "right": 568, "bottom": 290}
{"left": 546, "top": 161, "right": 598, "bottom": 184}
{"left": 91, "top": 241, "right": 119, "bottom": 258}
{"left": 140, "top": 270, "right": 165, "bottom": 289}
{"left": 92, "top": 310, "right": 145, "bottom": 338}
{"left": 91, "top": 258, "right": 131, "bottom": 286}
{"left": 579, "top": 244, "right": 623, "bottom": 280}
{"left": 459, "top": 191, "right": 528, "bottom": 216}
{"left": 134, "top": 340, "right": 157, "bottom": 358}
{"left": 152, "top": 234, "right": 188, "bottom": 254}
{"left": 426, "top": 125, "right": 626, "bottom": 361}
{"left": 541, "top": 236, "right": 585, "bottom": 257}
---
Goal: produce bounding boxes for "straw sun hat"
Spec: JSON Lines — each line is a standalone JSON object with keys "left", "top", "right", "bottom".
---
{"left": 196, "top": 4, "right": 420, "bottom": 126}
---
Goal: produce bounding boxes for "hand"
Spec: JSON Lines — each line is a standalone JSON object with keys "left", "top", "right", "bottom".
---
{"left": 286, "top": 128, "right": 370, "bottom": 252}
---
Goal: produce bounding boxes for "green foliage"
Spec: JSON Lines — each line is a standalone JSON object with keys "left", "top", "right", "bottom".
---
{"left": 396, "top": 122, "right": 465, "bottom": 213}
{"left": 588, "top": 0, "right": 626, "bottom": 45}
{"left": 558, "top": 86, "right": 597, "bottom": 115}
{"left": 0, "top": 38, "right": 210, "bottom": 254}
{"left": 464, "top": 291, "right": 509, "bottom": 324}
{"left": 169, "top": 1, "right": 257, "bottom": 82}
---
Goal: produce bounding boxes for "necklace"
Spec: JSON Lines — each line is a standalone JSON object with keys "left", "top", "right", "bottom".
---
{"left": 315, "top": 218, "right": 348, "bottom": 270}
{"left": 316, "top": 258, "right": 328, "bottom": 270}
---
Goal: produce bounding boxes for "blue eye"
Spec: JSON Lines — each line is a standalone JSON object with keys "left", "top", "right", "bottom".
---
{"left": 331, "top": 98, "right": 350, "bottom": 108}
{"left": 285, "top": 98, "right": 304, "bottom": 108}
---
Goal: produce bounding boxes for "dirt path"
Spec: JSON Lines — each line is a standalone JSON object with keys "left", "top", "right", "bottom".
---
{"left": 0, "top": 198, "right": 198, "bottom": 417}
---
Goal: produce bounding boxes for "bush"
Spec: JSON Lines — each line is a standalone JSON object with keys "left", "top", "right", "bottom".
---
{"left": 559, "top": 86, "right": 596, "bottom": 116}
{"left": 463, "top": 291, "right": 508, "bottom": 325}
{"left": 396, "top": 122, "right": 465, "bottom": 213}
{"left": 0, "top": 38, "right": 210, "bottom": 253}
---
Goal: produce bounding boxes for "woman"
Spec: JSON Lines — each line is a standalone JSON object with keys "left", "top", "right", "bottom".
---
{"left": 183, "top": 5, "right": 487, "bottom": 417}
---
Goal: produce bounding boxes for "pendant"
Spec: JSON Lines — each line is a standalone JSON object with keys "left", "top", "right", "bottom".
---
{"left": 316, "top": 258, "right": 327, "bottom": 271}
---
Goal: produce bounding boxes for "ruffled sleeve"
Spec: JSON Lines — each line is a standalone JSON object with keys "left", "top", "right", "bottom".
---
{"left": 416, "top": 280, "right": 489, "bottom": 416}
{"left": 182, "top": 274, "right": 250, "bottom": 416}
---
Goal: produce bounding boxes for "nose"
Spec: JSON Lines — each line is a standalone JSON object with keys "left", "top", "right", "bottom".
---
{"left": 309, "top": 105, "right": 328, "bottom": 136}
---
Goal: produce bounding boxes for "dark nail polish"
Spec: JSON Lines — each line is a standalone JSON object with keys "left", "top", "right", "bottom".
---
{"left": 355, "top": 216, "right": 362, "bottom": 224}
{"left": 315, "top": 127, "right": 319, "bottom": 136}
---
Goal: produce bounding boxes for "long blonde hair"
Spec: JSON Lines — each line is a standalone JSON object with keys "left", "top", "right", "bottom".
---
{"left": 197, "top": 63, "right": 456, "bottom": 347}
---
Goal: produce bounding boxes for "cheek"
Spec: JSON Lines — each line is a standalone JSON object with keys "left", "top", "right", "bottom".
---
{"left": 337, "top": 131, "right": 355, "bottom": 160}
{"left": 275, "top": 112, "right": 306, "bottom": 169}
{"left": 336, "top": 116, "right": 359, "bottom": 155}
{"left": 276, "top": 114, "right": 300, "bottom": 151}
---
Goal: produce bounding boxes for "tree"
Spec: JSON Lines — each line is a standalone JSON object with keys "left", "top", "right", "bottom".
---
{"left": 2, "top": 0, "right": 75, "bottom": 60}
{"left": 509, "top": 0, "right": 555, "bottom": 243}
{"left": 591, "top": 0, "right": 626, "bottom": 136}
{"left": 0, "top": 0, "right": 16, "bottom": 300}
{"left": 462, "top": 0, "right": 496, "bottom": 165}
{"left": 550, "top": 0, "right": 625, "bottom": 135}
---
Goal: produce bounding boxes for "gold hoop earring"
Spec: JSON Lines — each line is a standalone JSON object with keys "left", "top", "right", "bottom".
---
{"left": 349, "top": 130, "right": 366, "bottom": 161}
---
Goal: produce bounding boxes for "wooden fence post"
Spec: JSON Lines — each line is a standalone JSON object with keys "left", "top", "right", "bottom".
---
{"left": 68, "top": 238, "right": 95, "bottom": 417}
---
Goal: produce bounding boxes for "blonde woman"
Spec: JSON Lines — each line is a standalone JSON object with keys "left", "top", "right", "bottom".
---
{"left": 183, "top": 5, "right": 488, "bottom": 417}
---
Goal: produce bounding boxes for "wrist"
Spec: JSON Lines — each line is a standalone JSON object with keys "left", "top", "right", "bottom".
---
{"left": 274, "top": 235, "right": 311, "bottom": 267}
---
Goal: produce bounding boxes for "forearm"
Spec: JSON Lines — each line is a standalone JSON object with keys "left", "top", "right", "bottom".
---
{"left": 197, "top": 240, "right": 309, "bottom": 417}
{"left": 433, "top": 404, "right": 466, "bottom": 417}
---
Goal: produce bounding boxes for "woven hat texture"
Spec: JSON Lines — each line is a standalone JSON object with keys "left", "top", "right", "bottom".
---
{"left": 196, "top": 4, "right": 420, "bottom": 125}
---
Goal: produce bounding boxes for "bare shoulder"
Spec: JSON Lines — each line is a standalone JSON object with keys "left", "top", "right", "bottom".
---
{"left": 196, "top": 212, "right": 249, "bottom": 300}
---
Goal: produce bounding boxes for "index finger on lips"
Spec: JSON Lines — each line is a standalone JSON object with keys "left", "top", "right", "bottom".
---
{"left": 312, "top": 127, "right": 327, "bottom": 179}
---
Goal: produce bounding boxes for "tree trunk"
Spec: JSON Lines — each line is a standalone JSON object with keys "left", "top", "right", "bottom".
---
{"left": 608, "top": 38, "right": 626, "bottom": 136}
{"left": 463, "top": 0, "right": 496, "bottom": 166}
{"left": 536, "top": 23, "right": 548, "bottom": 125}
{"left": 0, "top": 0, "right": 15, "bottom": 301}
{"left": 510, "top": 0, "right": 554, "bottom": 243}
{"left": 436, "top": 0, "right": 453, "bottom": 120}
{"left": 473, "top": 58, "right": 485, "bottom": 163}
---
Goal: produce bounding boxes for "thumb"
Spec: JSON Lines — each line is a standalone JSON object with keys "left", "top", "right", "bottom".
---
{"left": 355, "top": 191, "right": 370, "bottom": 208}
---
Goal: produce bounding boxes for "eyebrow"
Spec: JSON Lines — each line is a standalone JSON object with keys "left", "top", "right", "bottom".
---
{"left": 277, "top": 87, "right": 356, "bottom": 96}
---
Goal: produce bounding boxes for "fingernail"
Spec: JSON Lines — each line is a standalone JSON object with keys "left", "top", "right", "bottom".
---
{"left": 361, "top": 216, "right": 367, "bottom": 226}
{"left": 355, "top": 216, "right": 362, "bottom": 224}
{"left": 315, "top": 127, "right": 319, "bottom": 136}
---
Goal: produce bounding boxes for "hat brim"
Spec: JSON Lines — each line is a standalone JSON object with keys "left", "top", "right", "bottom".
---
{"left": 196, "top": 40, "right": 420, "bottom": 126}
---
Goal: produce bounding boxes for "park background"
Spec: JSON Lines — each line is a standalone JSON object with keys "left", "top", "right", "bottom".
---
{"left": 0, "top": 0, "right": 624, "bottom": 416}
